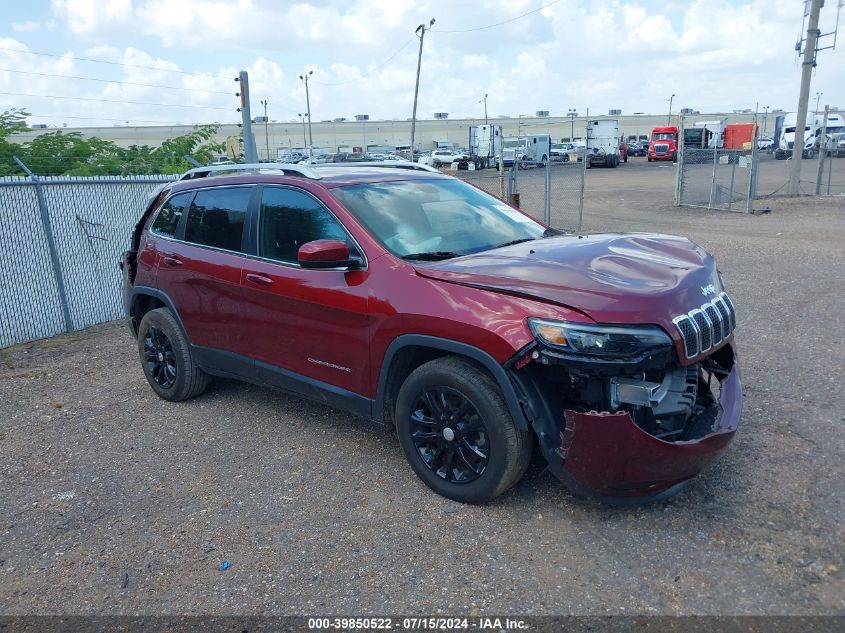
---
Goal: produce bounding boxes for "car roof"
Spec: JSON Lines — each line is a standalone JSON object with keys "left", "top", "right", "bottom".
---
{"left": 167, "top": 163, "right": 450, "bottom": 194}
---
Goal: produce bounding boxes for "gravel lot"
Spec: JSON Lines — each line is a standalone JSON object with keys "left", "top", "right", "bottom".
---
{"left": 1, "top": 160, "right": 843, "bottom": 616}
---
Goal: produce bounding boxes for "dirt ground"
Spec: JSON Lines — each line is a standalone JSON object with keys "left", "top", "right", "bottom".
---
{"left": 0, "top": 161, "right": 843, "bottom": 617}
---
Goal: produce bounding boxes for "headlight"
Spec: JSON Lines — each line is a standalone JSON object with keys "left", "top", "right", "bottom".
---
{"left": 528, "top": 318, "right": 672, "bottom": 359}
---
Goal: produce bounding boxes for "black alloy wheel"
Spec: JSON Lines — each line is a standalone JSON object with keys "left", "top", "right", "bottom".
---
{"left": 143, "top": 326, "right": 177, "bottom": 389}
{"left": 409, "top": 386, "right": 489, "bottom": 484}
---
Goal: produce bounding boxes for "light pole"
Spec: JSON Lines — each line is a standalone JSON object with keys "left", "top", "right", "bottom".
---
{"left": 763, "top": 105, "right": 770, "bottom": 136}
{"left": 815, "top": 91, "right": 823, "bottom": 116}
{"left": 260, "top": 98, "right": 270, "bottom": 161}
{"left": 410, "top": 17, "right": 435, "bottom": 161}
{"left": 567, "top": 108, "right": 577, "bottom": 141}
{"left": 479, "top": 93, "right": 488, "bottom": 126}
{"left": 299, "top": 70, "right": 314, "bottom": 159}
{"left": 667, "top": 93, "right": 675, "bottom": 125}
{"left": 297, "top": 113, "right": 308, "bottom": 151}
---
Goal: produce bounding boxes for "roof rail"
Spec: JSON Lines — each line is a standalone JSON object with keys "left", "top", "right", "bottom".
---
{"left": 313, "top": 160, "right": 440, "bottom": 173}
{"left": 179, "top": 162, "right": 320, "bottom": 181}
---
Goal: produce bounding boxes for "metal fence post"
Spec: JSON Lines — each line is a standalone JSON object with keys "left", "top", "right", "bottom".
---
{"left": 544, "top": 159, "right": 551, "bottom": 225}
{"left": 507, "top": 165, "right": 516, "bottom": 204}
{"left": 815, "top": 105, "right": 829, "bottom": 196}
{"left": 578, "top": 119, "right": 587, "bottom": 232}
{"left": 13, "top": 156, "right": 73, "bottom": 333}
{"left": 747, "top": 114, "right": 760, "bottom": 213}
{"left": 675, "top": 114, "right": 685, "bottom": 206}
{"left": 708, "top": 144, "right": 718, "bottom": 209}
{"left": 727, "top": 152, "right": 737, "bottom": 211}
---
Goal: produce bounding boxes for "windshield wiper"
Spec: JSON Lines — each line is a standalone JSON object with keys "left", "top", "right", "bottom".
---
{"left": 401, "top": 251, "right": 463, "bottom": 261}
{"left": 490, "top": 238, "right": 536, "bottom": 250}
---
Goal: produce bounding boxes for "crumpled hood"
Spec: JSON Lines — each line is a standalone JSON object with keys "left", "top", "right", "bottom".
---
{"left": 414, "top": 233, "right": 721, "bottom": 329}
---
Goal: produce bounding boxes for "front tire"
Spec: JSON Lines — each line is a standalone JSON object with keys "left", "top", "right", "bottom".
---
{"left": 137, "top": 308, "right": 208, "bottom": 402}
{"left": 395, "top": 357, "right": 531, "bottom": 504}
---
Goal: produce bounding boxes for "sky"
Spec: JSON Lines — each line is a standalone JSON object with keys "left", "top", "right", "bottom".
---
{"left": 0, "top": 0, "right": 843, "bottom": 128}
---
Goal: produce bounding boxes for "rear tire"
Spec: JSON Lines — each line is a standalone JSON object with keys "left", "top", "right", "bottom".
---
{"left": 137, "top": 308, "right": 208, "bottom": 402}
{"left": 395, "top": 357, "right": 531, "bottom": 504}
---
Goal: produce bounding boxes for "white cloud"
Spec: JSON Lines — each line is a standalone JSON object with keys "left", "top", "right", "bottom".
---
{"left": 11, "top": 21, "right": 42, "bottom": 33}
{"left": 0, "top": 0, "right": 839, "bottom": 130}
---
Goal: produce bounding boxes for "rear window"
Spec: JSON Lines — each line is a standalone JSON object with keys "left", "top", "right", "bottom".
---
{"left": 184, "top": 187, "right": 252, "bottom": 252}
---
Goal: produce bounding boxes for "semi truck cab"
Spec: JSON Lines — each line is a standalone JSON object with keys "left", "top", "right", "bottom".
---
{"left": 648, "top": 126, "right": 679, "bottom": 162}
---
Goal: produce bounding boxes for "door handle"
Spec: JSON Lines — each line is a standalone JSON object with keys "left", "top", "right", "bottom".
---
{"left": 246, "top": 273, "right": 274, "bottom": 285}
{"left": 162, "top": 256, "right": 183, "bottom": 267}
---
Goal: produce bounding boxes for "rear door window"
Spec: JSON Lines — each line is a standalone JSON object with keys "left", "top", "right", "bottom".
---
{"left": 184, "top": 187, "right": 252, "bottom": 252}
{"left": 259, "top": 187, "right": 349, "bottom": 264}
{"left": 151, "top": 192, "right": 192, "bottom": 237}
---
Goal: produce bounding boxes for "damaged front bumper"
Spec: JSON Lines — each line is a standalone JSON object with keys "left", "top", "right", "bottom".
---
{"left": 510, "top": 343, "right": 742, "bottom": 504}
{"left": 553, "top": 364, "right": 740, "bottom": 503}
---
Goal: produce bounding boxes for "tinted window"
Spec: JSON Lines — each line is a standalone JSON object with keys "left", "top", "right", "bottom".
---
{"left": 184, "top": 187, "right": 251, "bottom": 252}
{"left": 151, "top": 192, "right": 191, "bottom": 237}
{"left": 260, "top": 187, "right": 348, "bottom": 263}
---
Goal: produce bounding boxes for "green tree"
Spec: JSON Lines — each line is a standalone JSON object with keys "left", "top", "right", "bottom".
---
{"left": 151, "top": 124, "right": 224, "bottom": 174}
{"left": 0, "top": 108, "right": 30, "bottom": 176}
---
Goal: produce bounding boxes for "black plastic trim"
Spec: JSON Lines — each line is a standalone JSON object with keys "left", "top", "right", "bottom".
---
{"left": 127, "top": 286, "right": 189, "bottom": 341}
{"left": 192, "top": 346, "right": 372, "bottom": 419}
{"left": 375, "top": 334, "right": 530, "bottom": 430}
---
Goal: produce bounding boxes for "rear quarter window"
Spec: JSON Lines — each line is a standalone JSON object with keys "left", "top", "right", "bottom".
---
{"left": 151, "top": 192, "right": 192, "bottom": 237}
{"left": 184, "top": 187, "right": 252, "bottom": 252}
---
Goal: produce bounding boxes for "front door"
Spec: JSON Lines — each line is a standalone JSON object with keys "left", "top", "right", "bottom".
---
{"left": 237, "top": 185, "right": 373, "bottom": 396}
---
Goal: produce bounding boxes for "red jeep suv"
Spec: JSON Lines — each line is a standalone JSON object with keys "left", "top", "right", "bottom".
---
{"left": 122, "top": 162, "right": 742, "bottom": 505}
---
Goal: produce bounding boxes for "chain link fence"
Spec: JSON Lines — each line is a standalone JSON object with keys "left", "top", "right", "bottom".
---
{"left": 755, "top": 146, "right": 845, "bottom": 199}
{"left": 677, "top": 147, "right": 757, "bottom": 212}
{"left": 454, "top": 158, "right": 585, "bottom": 231}
{"left": 0, "top": 166, "right": 177, "bottom": 348}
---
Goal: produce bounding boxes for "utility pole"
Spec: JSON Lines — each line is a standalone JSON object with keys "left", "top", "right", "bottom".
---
{"left": 260, "top": 98, "right": 270, "bottom": 161}
{"left": 815, "top": 91, "right": 823, "bottom": 116}
{"left": 236, "top": 70, "right": 258, "bottom": 163}
{"left": 410, "top": 18, "right": 435, "bottom": 161}
{"left": 298, "top": 113, "right": 308, "bottom": 150}
{"left": 299, "top": 70, "right": 314, "bottom": 160}
{"left": 568, "top": 108, "right": 577, "bottom": 141}
{"left": 667, "top": 93, "right": 675, "bottom": 126}
{"left": 480, "top": 93, "right": 488, "bottom": 126}
{"left": 788, "top": 0, "right": 822, "bottom": 196}
{"left": 763, "top": 105, "right": 770, "bottom": 136}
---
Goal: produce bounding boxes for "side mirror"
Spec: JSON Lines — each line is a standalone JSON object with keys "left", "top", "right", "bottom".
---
{"left": 298, "top": 239, "right": 360, "bottom": 269}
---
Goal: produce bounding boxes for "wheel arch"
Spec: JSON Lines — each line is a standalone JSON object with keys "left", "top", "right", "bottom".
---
{"left": 129, "top": 287, "right": 188, "bottom": 341}
{"left": 374, "top": 335, "right": 530, "bottom": 430}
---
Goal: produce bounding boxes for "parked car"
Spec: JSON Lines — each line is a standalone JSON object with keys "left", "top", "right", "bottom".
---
{"left": 756, "top": 136, "right": 774, "bottom": 151}
{"left": 550, "top": 143, "right": 570, "bottom": 162}
{"left": 832, "top": 132, "right": 845, "bottom": 157}
{"left": 121, "top": 163, "right": 742, "bottom": 505}
{"left": 626, "top": 142, "right": 645, "bottom": 157}
{"left": 421, "top": 150, "right": 460, "bottom": 168}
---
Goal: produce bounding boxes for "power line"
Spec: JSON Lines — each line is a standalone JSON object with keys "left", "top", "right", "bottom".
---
{"left": 313, "top": 36, "right": 416, "bottom": 86}
{"left": 0, "top": 67, "right": 232, "bottom": 95}
{"left": 0, "top": 90, "right": 233, "bottom": 111}
{"left": 436, "top": 0, "right": 562, "bottom": 33}
{"left": 25, "top": 113, "right": 204, "bottom": 125}
{"left": 0, "top": 46, "right": 231, "bottom": 81}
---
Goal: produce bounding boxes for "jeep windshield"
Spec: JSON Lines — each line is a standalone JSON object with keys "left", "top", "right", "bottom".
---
{"left": 330, "top": 179, "right": 547, "bottom": 259}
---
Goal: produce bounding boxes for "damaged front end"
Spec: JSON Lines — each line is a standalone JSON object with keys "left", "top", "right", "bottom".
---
{"left": 508, "top": 320, "right": 741, "bottom": 504}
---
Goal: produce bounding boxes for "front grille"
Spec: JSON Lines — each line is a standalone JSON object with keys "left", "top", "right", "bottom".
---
{"left": 787, "top": 141, "right": 794, "bottom": 149}
{"left": 654, "top": 144, "right": 669, "bottom": 153}
{"left": 672, "top": 292, "right": 736, "bottom": 359}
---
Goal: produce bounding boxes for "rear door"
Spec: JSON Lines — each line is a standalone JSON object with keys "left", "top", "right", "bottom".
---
{"left": 154, "top": 185, "right": 254, "bottom": 358}
{"left": 237, "top": 185, "right": 373, "bottom": 396}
